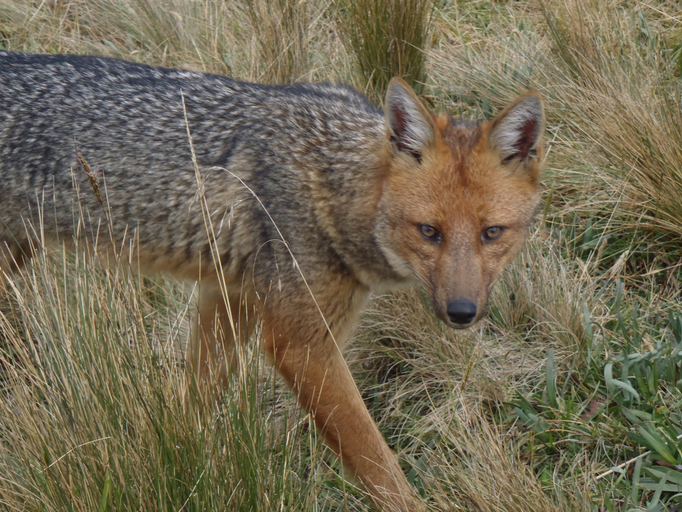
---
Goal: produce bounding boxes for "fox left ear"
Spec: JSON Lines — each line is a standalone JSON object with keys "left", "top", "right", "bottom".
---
{"left": 488, "top": 91, "right": 544, "bottom": 166}
{"left": 385, "top": 77, "right": 437, "bottom": 163}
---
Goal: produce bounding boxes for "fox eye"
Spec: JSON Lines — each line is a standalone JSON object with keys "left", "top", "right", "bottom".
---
{"left": 482, "top": 226, "right": 504, "bottom": 242}
{"left": 419, "top": 224, "right": 441, "bottom": 243}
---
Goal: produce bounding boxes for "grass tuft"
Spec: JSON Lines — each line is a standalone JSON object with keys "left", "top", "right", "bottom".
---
{"left": 337, "top": 0, "right": 435, "bottom": 100}
{"left": 0, "top": 242, "right": 327, "bottom": 510}
{"left": 240, "top": 0, "right": 312, "bottom": 83}
{"left": 429, "top": 0, "right": 682, "bottom": 242}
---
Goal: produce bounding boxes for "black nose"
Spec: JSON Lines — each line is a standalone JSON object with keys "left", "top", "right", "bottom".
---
{"left": 447, "top": 299, "right": 477, "bottom": 325}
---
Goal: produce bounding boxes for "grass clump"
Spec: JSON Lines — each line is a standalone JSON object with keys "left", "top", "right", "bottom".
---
{"left": 240, "top": 0, "right": 312, "bottom": 84}
{"left": 337, "top": 0, "right": 435, "bottom": 100}
{"left": 539, "top": 0, "right": 682, "bottom": 243}
{"left": 0, "top": 243, "right": 332, "bottom": 510}
{"left": 429, "top": 0, "right": 682, "bottom": 242}
{"left": 0, "top": 0, "right": 333, "bottom": 83}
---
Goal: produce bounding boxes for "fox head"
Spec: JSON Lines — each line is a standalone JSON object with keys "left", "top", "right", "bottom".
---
{"left": 375, "top": 78, "right": 544, "bottom": 328}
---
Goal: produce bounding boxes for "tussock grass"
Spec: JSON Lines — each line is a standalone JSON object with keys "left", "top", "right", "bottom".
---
{"left": 241, "top": 0, "right": 311, "bottom": 84}
{"left": 539, "top": 0, "right": 682, "bottom": 243}
{"left": 1, "top": 0, "right": 682, "bottom": 510}
{"left": 337, "top": 0, "right": 434, "bottom": 100}
{"left": 488, "top": 234, "right": 604, "bottom": 370}
{"left": 0, "top": 242, "right": 332, "bottom": 510}
{"left": 0, "top": 0, "right": 337, "bottom": 83}
{"left": 422, "top": 415, "right": 593, "bottom": 512}
{"left": 0, "top": 0, "right": 237, "bottom": 73}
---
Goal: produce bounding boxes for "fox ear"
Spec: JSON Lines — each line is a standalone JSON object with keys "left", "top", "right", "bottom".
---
{"left": 385, "top": 78, "right": 436, "bottom": 163}
{"left": 488, "top": 92, "right": 544, "bottom": 165}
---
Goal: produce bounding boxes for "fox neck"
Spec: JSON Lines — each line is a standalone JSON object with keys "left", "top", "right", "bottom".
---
{"left": 310, "top": 139, "right": 414, "bottom": 292}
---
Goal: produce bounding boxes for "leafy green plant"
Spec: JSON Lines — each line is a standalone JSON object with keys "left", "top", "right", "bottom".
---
{"left": 511, "top": 302, "right": 682, "bottom": 510}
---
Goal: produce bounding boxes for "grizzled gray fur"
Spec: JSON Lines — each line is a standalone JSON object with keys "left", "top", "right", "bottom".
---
{"left": 0, "top": 51, "right": 394, "bottom": 288}
{"left": 0, "top": 51, "right": 437, "bottom": 511}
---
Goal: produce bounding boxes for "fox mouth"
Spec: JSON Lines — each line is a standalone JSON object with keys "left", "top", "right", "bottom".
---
{"left": 449, "top": 322, "right": 474, "bottom": 330}
{"left": 443, "top": 316, "right": 478, "bottom": 330}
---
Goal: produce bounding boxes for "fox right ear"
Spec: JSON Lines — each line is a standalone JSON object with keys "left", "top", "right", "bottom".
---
{"left": 385, "top": 78, "right": 436, "bottom": 163}
{"left": 488, "top": 91, "right": 544, "bottom": 166}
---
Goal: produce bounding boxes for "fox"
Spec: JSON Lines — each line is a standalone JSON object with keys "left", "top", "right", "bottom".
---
{"left": 0, "top": 51, "right": 544, "bottom": 511}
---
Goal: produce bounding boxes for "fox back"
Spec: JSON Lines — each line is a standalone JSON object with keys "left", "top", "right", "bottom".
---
{"left": 0, "top": 52, "right": 391, "bottom": 288}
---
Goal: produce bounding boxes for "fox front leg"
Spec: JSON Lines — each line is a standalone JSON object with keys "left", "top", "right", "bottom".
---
{"left": 188, "top": 283, "right": 256, "bottom": 393}
{"left": 261, "top": 284, "right": 424, "bottom": 512}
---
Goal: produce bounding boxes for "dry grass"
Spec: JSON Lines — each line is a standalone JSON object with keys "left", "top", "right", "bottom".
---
{"left": 0, "top": 239, "right": 339, "bottom": 510}
{"left": 420, "top": 413, "right": 593, "bottom": 512}
{"left": 348, "top": 232, "right": 601, "bottom": 510}
{"left": 337, "top": 0, "right": 435, "bottom": 101}
{"left": 0, "top": 0, "right": 347, "bottom": 83}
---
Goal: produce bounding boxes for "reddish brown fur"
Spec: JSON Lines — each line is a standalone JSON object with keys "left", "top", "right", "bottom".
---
{"left": 377, "top": 89, "right": 542, "bottom": 329}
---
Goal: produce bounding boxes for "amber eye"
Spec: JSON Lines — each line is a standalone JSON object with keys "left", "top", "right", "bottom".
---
{"left": 419, "top": 224, "right": 441, "bottom": 243}
{"left": 482, "top": 226, "right": 504, "bottom": 242}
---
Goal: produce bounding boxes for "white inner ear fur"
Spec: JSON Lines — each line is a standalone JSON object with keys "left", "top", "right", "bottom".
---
{"left": 491, "top": 95, "right": 543, "bottom": 161}
{"left": 386, "top": 84, "right": 433, "bottom": 153}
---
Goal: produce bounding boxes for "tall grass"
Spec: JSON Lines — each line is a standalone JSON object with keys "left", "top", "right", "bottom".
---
{"left": 429, "top": 0, "right": 682, "bottom": 242}
{"left": 241, "top": 0, "right": 312, "bottom": 83}
{"left": 0, "top": 0, "right": 330, "bottom": 82}
{"left": 337, "top": 0, "right": 435, "bottom": 100}
{"left": 422, "top": 416, "right": 593, "bottom": 512}
{"left": 0, "top": 241, "right": 333, "bottom": 510}
{"left": 0, "top": 0, "right": 236, "bottom": 73}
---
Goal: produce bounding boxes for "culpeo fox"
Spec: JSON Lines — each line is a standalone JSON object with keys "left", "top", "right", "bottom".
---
{"left": 0, "top": 52, "right": 544, "bottom": 511}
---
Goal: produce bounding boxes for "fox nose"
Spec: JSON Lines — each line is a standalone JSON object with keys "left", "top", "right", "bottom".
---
{"left": 447, "top": 299, "right": 477, "bottom": 325}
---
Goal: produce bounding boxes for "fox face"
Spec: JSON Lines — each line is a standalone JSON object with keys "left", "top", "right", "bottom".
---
{"left": 376, "top": 79, "right": 544, "bottom": 328}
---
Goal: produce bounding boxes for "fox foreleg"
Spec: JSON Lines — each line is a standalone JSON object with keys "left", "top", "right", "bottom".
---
{"left": 187, "top": 283, "right": 256, "bottom": 392}
{"left": 262, "top": 289, "right": 424, "bottom": 512}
